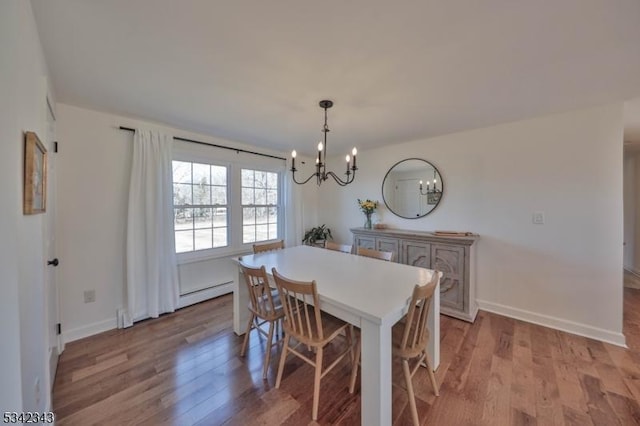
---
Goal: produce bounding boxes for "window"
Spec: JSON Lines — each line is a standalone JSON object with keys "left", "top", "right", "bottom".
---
{"left": 241, "top": 169, "right": 279, "bottom": 244}
{"left": 172, "top": 161, "right": 228, "bottom": 253}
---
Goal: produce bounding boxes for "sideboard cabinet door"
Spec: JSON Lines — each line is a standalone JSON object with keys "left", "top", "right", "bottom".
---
{"left": 401, "top": 240, "right": 431, "bottom": 268}
{"left": 431, "top": 244, "right": 465, "bottom": 312}
{"left": 354, "top": 235, "right": 375, "bottom": 250}
{"left": 376, "top": 237, "right": 399, "bottom": 261}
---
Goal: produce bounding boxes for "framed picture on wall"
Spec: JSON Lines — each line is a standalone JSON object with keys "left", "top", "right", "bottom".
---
{"left": 23, "top": 131, "right": 47, "bottom": 214}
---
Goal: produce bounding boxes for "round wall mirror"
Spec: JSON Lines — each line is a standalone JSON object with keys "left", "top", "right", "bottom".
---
{"left": 381, "top": 158, "right": 444, "bottom": 219}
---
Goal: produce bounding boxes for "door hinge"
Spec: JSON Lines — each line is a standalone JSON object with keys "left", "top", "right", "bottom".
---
{"left": 56, "top": 323, "right": 61, "bottom": 335}
{"left": 54, "top": 141, "right": 58, "bottom": 153}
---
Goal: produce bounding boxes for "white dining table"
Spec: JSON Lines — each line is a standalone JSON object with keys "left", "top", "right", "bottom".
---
{"left": 232, "top": 245, "right": 440, "bottom": 426}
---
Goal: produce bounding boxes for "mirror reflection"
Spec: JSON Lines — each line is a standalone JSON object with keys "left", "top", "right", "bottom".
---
{"left": 382, "top": 158, "right": 443, "bottom": 219}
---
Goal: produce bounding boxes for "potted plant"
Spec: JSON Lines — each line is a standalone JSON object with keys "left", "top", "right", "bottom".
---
{"left": 302, "top": 224, "right": 333, "bottom": 247}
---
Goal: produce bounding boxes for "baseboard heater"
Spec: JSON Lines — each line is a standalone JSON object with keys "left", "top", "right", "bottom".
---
{"left": 180, "top": 280, "right": 234, "bottom": 297}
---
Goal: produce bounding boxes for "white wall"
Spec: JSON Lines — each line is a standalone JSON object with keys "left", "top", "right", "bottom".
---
{"left": 55, "top": 104, "right": 317, "bottom": 341}
{"left": 318, "top": 104, "right": 625, "bottom": 345}
{"left": 0, "top": 0, "right": 52, "bottom": 413}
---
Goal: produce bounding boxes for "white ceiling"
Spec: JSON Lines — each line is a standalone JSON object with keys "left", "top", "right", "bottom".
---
{"left": 32, "top": 0, "right": 640, "bottom": 156}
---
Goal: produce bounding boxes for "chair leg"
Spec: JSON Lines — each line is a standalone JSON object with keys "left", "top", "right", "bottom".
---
{"left": 240, "top": 313, "right": 255, "bottom": 357}
{"left": 402, "top": 359, "right": 420, "bottom": 426}
{"left": 424, "top": 352, "right": 439, "bottom": 396}
{"left": 275, "top": 334, "right": 290, "bottom": 389}
{"left": 312, "top": 347, "right": 324, "bottom": 421}
{"left": 262, "top": 321, "right": 275, "bottom": 379}
{"left": 348, "top": 336, "right": 361, "bottom": 394}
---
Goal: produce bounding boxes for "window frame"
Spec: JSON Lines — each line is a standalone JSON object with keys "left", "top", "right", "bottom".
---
{"left": 172, "top": 151, "right": 284, "bottom": 264}
{"left": 240, "top": 167, "right": 282, "bottom": 245}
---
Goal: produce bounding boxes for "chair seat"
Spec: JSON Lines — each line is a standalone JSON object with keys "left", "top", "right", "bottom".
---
{"left": 284, "top": 310, "right": 348, "bottom": 347}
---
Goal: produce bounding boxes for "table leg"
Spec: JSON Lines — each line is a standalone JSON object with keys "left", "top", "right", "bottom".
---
{"left": 427, "top": 281, "right": 440, "bottom": 370}
{"left": 360, "top": 319, "right": 392, "bottom": 426}
{"left": 233, "top": 268, "right": 250, "bottom": 335}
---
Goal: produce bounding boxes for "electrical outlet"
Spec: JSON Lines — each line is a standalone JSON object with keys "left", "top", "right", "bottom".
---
{"left": 84, "top": 290, "right": 96, "bottom": 303}
{"left": 532, "top": 211, "right": 545, "bottom": 225}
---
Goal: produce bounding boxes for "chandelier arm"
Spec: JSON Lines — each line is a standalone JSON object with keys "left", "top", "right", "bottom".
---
{"left": 325, "top": 171, "right": 353, "bottom": 187}
{"left": 291, "top": 169, "right": 320, "bottom": 185}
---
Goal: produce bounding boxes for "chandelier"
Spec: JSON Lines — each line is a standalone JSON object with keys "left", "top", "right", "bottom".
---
{"left": 290, "top": 100, "right": 358, "bottom": 186}
{"left": 419, "top": 171, "right": 441, "bottom": 195}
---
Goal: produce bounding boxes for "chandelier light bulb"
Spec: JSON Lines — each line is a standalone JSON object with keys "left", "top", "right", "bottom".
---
{"left": 352, "top": 147, "right": 357, "bottom": 156}
{"left": 291, "top": 150, "right": 297, "bottom": 158}
{"left": 318, "top": 141, "right": 323, "bottom": 151}
{"left": 346, "top": 155, "right": 350, "bottom": 162}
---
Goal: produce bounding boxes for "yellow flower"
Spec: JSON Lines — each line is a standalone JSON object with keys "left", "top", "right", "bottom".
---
{"left": 357, "top": 198, "right": 378, "bottom": 214}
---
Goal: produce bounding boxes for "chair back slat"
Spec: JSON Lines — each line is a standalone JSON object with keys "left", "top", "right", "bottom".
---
{"left": 253, "top": 240, "right": 285, "bottom": 253}
{"left": 272, "top": 268, "right": 323, "bottom": 343}
{"left": 239, "top": 262, "right": 279, "bottom": 320}
{"left": 357, "top": 246, "right": 394, "bottom": 261}
{"left": 399, "top": 271, "right": 441, "bottom": 353}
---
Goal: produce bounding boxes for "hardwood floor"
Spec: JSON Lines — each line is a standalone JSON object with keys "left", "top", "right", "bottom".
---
{"left": 53, "top": 289, "right": 640, "bottom": 425}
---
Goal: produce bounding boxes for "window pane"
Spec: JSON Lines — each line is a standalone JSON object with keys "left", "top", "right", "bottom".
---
{"left": 173, "top": 183, "right": 192, "bottom": 205}
{"left": 268, "top": 207, "right": 278, "bottom": 223}
{"left": 194, "top": 228, "right": 213, "bottom": 251}
{"left": 256, "top": 207, "right": 268, "bottom": 224}
{"left": 212, "top": 186, "right": 227, "bottom": 205}
{"left": 255, "top": 189, "right": 267, "bottom": 204}
{"left": 255, "top": 171, "right": 267, "bottom": 188}
{"left": 172, "top": 161, "right": 192, "bottom": 184}
{"left": 174, "top": 208, "right": 193, "bottom": 230}
{"left": 213, "top": 208, "right": 227, "bottom": 228}
{"left": 175, "top": 230, "right": 193, "bottom": 253}
{"left": 211, "top": 166, "right": 227, "bottom": 185}
{"left": 194, "top": 208, "right": 212, "bottom": 228}
{"left": 192, "top": 163, "right": 210, "bottom": 185}
{"left": 266, "top": 189, "right": 277, "bottom": 205}
{"left": 241, "top": 169, "right": 254, "bottom": 187}
{"left": 268, "top": 224, "right": 278, "bottom": 240}
{"left": 213, "top": 227, "right": 227, "bottom": 247}
{"left": 193, "top": 184, "right": 211, "bottom": 206}
{"left": 243, "top": 226, "right": 256, "bottom": 243}
{"left": 266, "top": 172, "right": 277, "bottom": 189}
{"left": 255, "top": 224, "right": 269, "bottom": 241}
{"left": 243, "top": 207, "right": 256, "bottom": 225}
{"left": 241, "top": 187, "right": 253, "bottom": 205}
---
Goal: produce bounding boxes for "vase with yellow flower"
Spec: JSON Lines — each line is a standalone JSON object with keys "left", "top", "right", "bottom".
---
{"left": 357, "top": 198, "right": 378, "bottom": 229}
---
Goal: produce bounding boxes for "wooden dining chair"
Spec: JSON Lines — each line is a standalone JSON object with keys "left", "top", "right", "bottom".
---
{"left": 324, "top": 241, "right": 353, "bottom": 254}
{"left": 238, "top": 262, "right": 285, "bottom": 379}
{"left": 253, "top": 240, "right": 285, "bottom": 253}
{"left": 272, "top": 268, "right": 356, "bottom": 421}
{"left": 349, "top": 271, "right": 442, "bottom": 426}
{"left": 357, "top": 246, "right": 394, "bottom": 261}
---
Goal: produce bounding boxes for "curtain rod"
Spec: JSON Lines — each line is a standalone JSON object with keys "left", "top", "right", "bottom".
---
{"left": 119, "top": 126, "right": 287, "bottom": 161}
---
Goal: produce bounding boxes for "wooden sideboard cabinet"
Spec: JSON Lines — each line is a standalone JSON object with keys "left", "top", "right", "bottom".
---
{"left": 351, "top": 227, "right": 478, "bottom": 322}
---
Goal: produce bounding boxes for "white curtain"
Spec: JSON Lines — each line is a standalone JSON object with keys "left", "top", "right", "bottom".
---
{"left": 284, "top": 168, "right": 304, "bottom": 247}
{"left": 123, "top": 129, "right": 179, "bottom": 328}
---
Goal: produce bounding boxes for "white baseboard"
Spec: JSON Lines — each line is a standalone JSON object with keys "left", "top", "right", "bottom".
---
{"left": 62, "top": 283, "right": 234, "bottom": 343}
{"left": 476, "top": 299, "right": 627, "bottom": 348}
{"left": 63, "top": 318, "right": 117, "bottom": 344}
